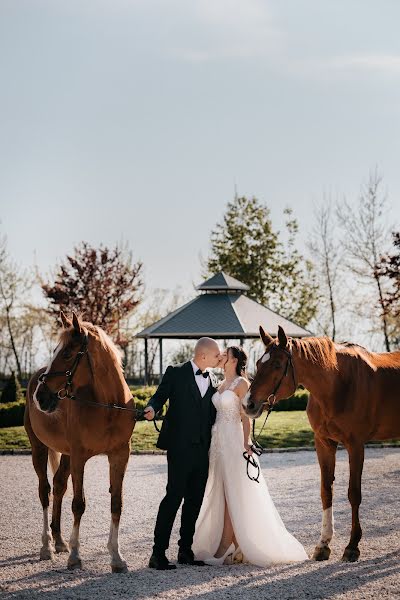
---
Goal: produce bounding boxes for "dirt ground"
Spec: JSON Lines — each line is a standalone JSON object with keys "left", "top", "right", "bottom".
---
{"left": 0, "top": 448, "right": 399, "bottom": 599}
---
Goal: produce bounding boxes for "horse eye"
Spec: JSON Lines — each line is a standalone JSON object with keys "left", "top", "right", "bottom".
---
{"left": 62, "top": 349, "right": 72, "bottom": 360}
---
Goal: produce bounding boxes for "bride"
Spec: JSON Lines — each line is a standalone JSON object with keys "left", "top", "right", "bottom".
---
{"left": 192, "top": 346, "right": 308, "bottom": 567}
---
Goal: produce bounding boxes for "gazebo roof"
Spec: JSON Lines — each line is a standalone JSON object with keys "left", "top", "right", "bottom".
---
{"left": 197, "top": 271, "right": 249, "bottom": 292}
{"left": 136, "top": 272, "right": 311, "bottom": 339}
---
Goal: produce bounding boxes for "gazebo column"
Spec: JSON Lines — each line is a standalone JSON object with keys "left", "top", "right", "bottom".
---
{"left": 144, "top": 338, "right": 148, "bottom": 386}
{"left": 159, "top": 338, "right": 163, "bottom": 383}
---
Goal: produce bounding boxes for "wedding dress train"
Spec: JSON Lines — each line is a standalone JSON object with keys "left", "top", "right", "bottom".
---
{"left": 192, "top": 378, "right": 308, "bottom": 567}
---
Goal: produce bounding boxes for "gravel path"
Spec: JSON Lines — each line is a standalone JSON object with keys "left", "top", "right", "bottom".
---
{"left": 0, "top": 448, "right": 399, "bottom": 599}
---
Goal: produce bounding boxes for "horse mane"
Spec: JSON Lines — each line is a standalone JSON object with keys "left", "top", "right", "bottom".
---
{"left": 59, "top": 322, "right": 123, "bottom": 370}
{"left": 291, "top": 337, "right": 338, "bottom": 370}
{"left": 292, "top": 336, "right": 400, "bottom": 372}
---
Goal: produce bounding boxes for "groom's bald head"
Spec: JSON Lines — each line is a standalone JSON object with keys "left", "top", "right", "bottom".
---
{"left": 194, "top": 337, "right": 221, "bottom": 369}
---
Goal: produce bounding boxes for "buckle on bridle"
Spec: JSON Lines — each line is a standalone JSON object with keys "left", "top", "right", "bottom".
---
{"left": 57, "top": 388, "right": 68, "bottom": 399}
{"left": 265, "top": 393, "right": 276, "bottom": 408}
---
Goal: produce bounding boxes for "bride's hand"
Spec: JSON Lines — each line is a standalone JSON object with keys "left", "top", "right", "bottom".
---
{"left": 244, "top": 442, "right": 253, "bottom": 455}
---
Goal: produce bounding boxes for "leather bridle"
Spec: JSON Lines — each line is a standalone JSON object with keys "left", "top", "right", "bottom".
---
{"left": 37, "top": 333, "right": 160, "bottom": 428}
{"left": 38, "top": 334, "right": 90, "bottom": 401}
{"left": 246, "top": 344, "right": 298, "bottom": 465}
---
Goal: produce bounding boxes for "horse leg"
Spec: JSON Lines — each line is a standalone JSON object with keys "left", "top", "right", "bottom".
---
{"left": 51, "top": 454, "right": 70, "bottom": 553}
{"left": 342, "top": 443, "right": 364, "bottom": 562}
{"left": 107, "top": 445, "right": 130, "bottom": 573}
{"left": 25, "top": 417, "right": 54, "bottom": 560}
{"left": 312, "top": 436, "right": 338, "bottom": 561}
{"left": 67, "top": 455, "right": 87, "bottom": 570}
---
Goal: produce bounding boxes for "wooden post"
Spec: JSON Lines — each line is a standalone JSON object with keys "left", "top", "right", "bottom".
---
{"left": 239, "top": 338, "right": 244, "bottom": 347}
{"left": 159, "top": 338, "right": 163, "bottom": 383}
{"left": 144, "top": 338, "right": 148, "bottom": 386}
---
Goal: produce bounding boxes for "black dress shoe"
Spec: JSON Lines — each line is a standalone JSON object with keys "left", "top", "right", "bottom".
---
{"left": 149, "top": 552, "right": 176, "bottom": 570}
{"left": 177, "top": 548, "right": 206, "bottom": 566}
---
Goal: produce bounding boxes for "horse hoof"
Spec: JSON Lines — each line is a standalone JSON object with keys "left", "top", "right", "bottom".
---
{"left": 40, "top": 547, "right": 54, "bottom": 561}
{"left": 312, "top": 546, "right": 331, "bottom": 561}
{"left": 341, "top": 547, "right": 360, "bottom": 562}
{"left": 55, "top": 541, "right": 69, "bottom": 553}
{"left": 67, "top": 558, "right": 83, "bottom": 570}
{"left": 112, "top": 562, "right": 128, "bottom": 574}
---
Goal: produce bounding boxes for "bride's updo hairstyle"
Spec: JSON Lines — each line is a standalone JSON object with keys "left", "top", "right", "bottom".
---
{"left": 227, "top": 346, "right": 248, "bottom": 378}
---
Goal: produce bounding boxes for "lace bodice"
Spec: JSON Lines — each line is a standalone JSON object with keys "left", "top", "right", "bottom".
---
{"left": 212, "top": 377, "right": 243, "bottom": 425}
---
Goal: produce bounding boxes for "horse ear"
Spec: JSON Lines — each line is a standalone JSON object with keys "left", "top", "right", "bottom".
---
{"left": 72, "top": 312, "right": 83, "bottom": 334}
{"left": 259, "top": 326, "right": 273, "bottom": 347}
{"left": 278, "top": 325, "right": 288, "bottom": 348}
{"left": 60, "top": 311, "right": 71, "bottom": 329}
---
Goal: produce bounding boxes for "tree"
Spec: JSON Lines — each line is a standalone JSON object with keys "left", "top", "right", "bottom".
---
{"left": 379, "top": 231, "right": 400, "bottom": 348}
{"left": 206, "top": 196, "right": 318, "bottom": 327}
{"left": 336, "top": 170, "right": 392, "bottom": 351}
{"left": 0, "top": 234, "right": 28, "bottom": 379}
{"left": 42, "top": 242, "right": 143, "bottom": 336}
{"left": 308, "top": 202, "right": 342, "bottom": 340}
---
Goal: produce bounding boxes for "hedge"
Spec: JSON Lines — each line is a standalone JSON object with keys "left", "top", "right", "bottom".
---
{"left": 0, "top": 387, "right": 309, "bottom": 428}
{"left": 0, "top": 399, "right": 25, "bottom": 427}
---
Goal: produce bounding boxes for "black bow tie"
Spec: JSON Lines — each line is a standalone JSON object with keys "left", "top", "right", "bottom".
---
{"left": 196, "top": 369, "right": 209, "bottom": 378}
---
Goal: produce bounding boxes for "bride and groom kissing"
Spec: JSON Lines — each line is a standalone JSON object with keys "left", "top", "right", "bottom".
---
{"left": 143, "top": 337, "right": 308, "bottom": 570}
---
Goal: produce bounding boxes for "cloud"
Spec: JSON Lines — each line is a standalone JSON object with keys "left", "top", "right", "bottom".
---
{"left": 167, "top": 0, "right": 285, "bottom": 62}
{"left": 330, "top": 54, "right": 400, "bottom": 73}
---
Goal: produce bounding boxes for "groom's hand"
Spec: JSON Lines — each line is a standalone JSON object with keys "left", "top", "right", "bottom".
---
{"left": 144, "top": 407, "right": 155, "bottom": 420}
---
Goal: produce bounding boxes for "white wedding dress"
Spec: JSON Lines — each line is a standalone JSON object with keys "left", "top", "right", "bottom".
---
{"left": 192, "top": 377, "right": 308, "bottom": 567}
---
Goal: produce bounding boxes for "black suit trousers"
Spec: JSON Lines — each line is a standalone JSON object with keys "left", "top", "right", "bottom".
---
{"left": 153, "top": 443, "right": 209, "bottom": 554}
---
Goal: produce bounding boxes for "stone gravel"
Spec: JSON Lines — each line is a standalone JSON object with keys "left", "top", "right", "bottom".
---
{"left": 0, "top": 448, "right": 399, "bottom": 599}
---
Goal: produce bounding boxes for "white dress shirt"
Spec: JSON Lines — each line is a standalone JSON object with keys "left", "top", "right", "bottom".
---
{"left": 191, "top": 360, "right": 210, "bottom": 398}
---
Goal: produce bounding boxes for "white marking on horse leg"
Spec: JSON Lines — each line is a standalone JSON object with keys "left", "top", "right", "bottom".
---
{"left": 67, "top": 523, "right": 82, "bottom": 568}
{"left": 107, "top": 519, "right": 127, "bottom": 572}
{"left": 316, "top": 507, "right": 334, "bottom": 548}
{"left": 39, "top": 508, "right": 54, "bottom": 560}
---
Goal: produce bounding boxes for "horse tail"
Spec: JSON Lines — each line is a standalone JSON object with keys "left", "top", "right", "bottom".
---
{"left": 48, "top": 448, "right": 61, "bottom": 476}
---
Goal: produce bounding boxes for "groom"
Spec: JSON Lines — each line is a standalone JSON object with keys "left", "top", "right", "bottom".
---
{"left": 144, "top": 337, "right": 222, "bottom": 570}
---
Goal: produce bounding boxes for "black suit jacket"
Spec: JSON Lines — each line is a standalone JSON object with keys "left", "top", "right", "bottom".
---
{"left": 147, "top": 361, "right": 217, "bottom": 452}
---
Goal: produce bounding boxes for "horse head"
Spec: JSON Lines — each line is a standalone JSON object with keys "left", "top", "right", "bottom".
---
{"left": 243, "top": 325, "right": 297, "bottom": 418}
{"left": 34, "top": 312, "right": 93, "bottom": 413}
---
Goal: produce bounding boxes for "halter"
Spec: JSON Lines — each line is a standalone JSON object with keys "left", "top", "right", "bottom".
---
{"left": 249, "top": 344, "right": 297, "bottom": 455}
{"left": 37, "top": 333, "right": 161, "bottom": 429}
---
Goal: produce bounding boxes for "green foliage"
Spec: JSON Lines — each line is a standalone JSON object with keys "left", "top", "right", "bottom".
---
{"left": 1, "top": 372, "right": 24, "bottom": 404}
{"left": 0, "top": 398, "right": 25, "bottom": 427}
{"left": 274, "top": 389, "right": 309, "bottom": 411}
{"left": 206, "top": 197, "right": 318, "bottom": 327}
{"left": 131, "top": 386, "right": 168, "bottom": 417}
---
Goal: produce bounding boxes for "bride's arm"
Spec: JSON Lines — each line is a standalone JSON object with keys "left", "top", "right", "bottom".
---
{"left": 235, "top": 379, "right": 252, "bottom": 454}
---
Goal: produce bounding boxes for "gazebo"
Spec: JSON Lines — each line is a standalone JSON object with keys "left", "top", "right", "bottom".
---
{"left": 136, "top": 272, "right": 311, "bottom": 383}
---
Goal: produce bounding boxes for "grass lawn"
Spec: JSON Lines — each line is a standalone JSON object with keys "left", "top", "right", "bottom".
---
{"left": 1, "top": 412, "right": 398, "bottom": 452}
{"left": 1, "top": 412, "right": 314, "bottom": 451}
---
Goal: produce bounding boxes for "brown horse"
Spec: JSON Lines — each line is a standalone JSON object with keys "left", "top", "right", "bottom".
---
{"left": 24, "top": 312, "right": 135, "bottom": 572}
{"left": 244, "top": 325, "right": 400, "bottom": 563}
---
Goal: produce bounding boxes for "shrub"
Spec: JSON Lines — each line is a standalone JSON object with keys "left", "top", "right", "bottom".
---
{"left": 1, "top": 372, "right": 24, "bottom": 404}
{"left": 274, "top": 389, "right": 309, "bottom": 411}
{"left": 0, "top": 399, "right": 25, "bottom": 427}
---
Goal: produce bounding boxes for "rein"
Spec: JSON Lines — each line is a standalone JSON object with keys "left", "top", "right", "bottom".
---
{"left": 38, "top": 334, "right": 162, "bottom": 431}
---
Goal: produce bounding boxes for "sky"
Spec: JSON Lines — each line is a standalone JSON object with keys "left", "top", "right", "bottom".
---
{"left": 1, "top": 0, "right": 400, "bottom": 299}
